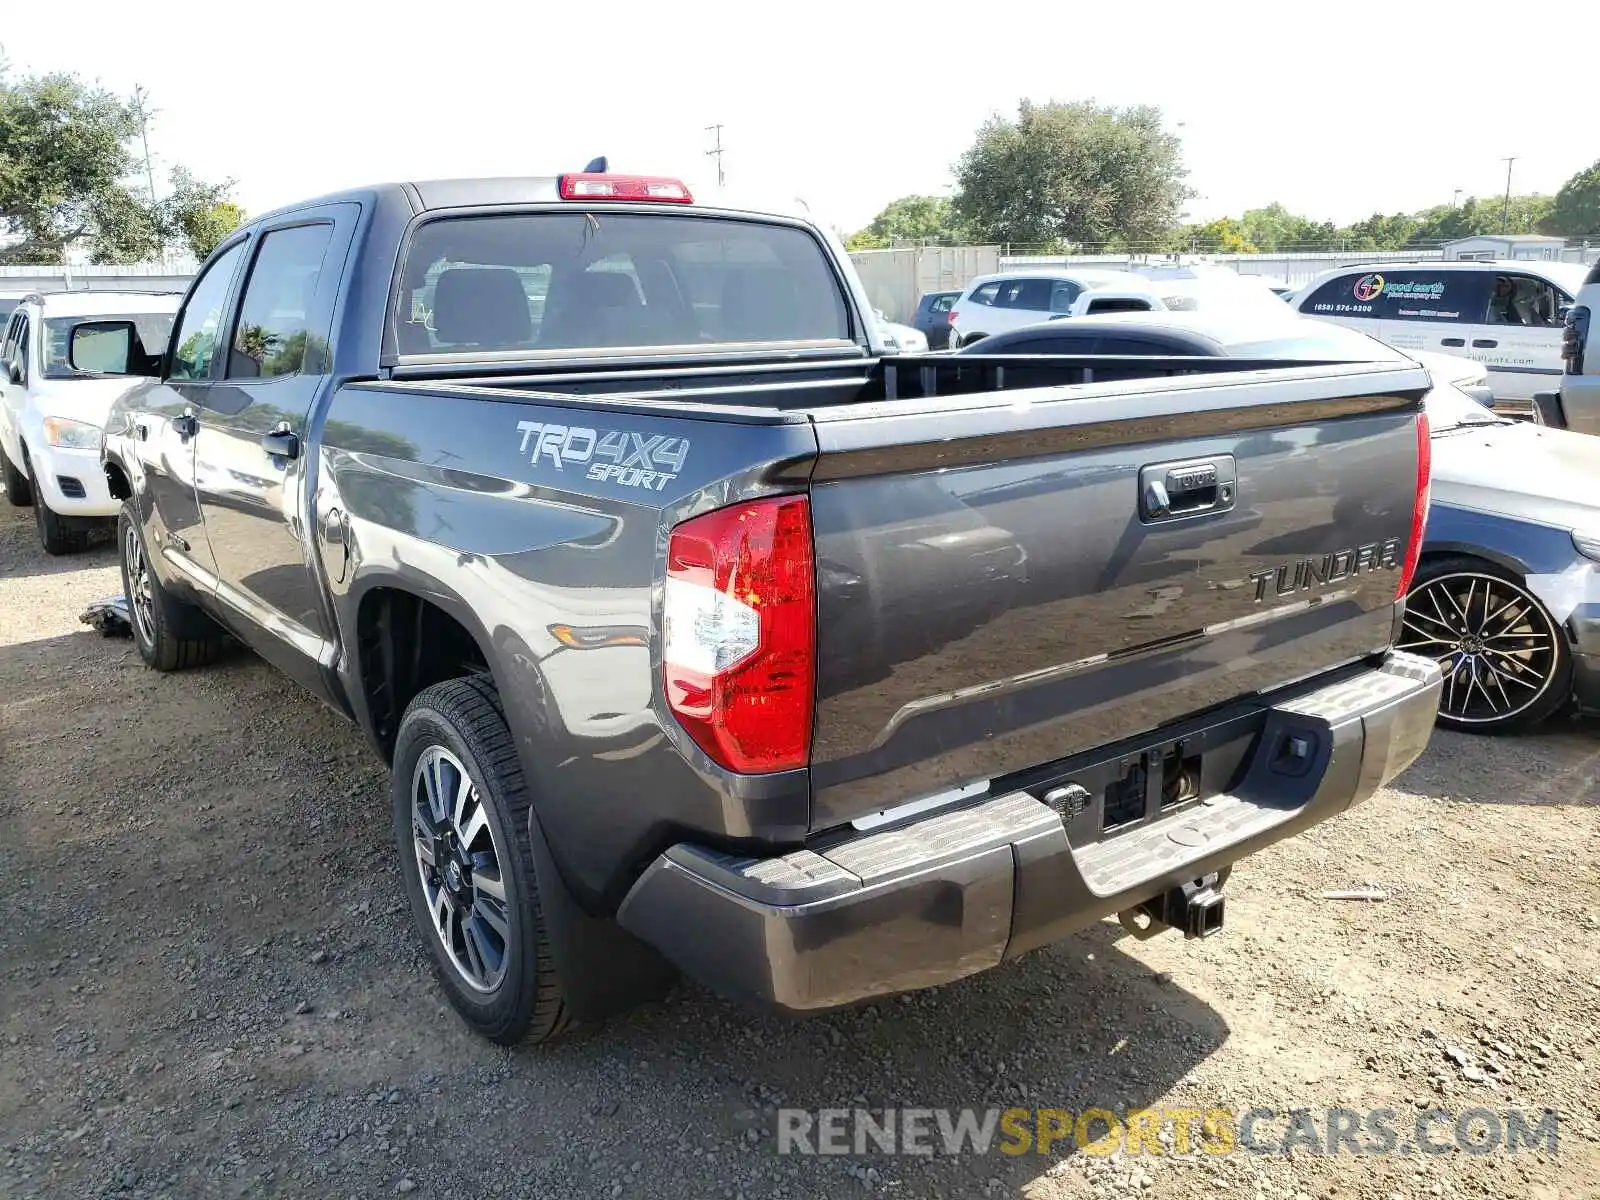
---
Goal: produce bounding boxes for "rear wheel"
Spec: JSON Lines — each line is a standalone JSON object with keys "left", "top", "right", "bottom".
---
{"left": 119, "top": 503, "right": 224, "bottom": 670}
{"left": 1, "top": 443, "right": 31, "bottom": 507}
{"left": 1398, "top": 556, "right": 1572, "bottom": 734}
{"left": 393, "top": 676, "right": 572, "bottom": 1045}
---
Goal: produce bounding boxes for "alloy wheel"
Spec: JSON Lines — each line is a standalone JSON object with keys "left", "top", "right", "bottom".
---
{"left": 1397, "top": 572, "right": 1559, "bottom": 725}
{"left": 410, "top": 746, "right": 511, "bottom": 993}
{"left": 124, "top": 523, "right": 157, "bottom": 647}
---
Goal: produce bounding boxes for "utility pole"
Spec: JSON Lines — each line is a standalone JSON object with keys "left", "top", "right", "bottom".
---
{"left": 1452, "top": 188, "right": 1462, "bottom": 209}
{"left": 132, "top": 85, "right": 159, "bottom": 207}
{"left": 704, "top": 124, "right": 725, "bottom": 188}
{"left": 1500, "top": 156, "right": 1517, "bottom": 233}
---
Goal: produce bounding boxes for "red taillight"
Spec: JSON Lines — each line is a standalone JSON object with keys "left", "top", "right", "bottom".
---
{"left": 663, "top": 496, "right": 815, "bottom": 773}
{"left": 947, "top": 309, "right": 959, "bottom": 325}
{"left": 558, "top": 173, "right": 693, "bottom": 203}
{"left": 1397, "top": 409, "right": 1432, "bottom": 599}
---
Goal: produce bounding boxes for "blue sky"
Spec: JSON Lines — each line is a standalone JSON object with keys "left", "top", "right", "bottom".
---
{"left": 4, "top": 0, "right": 1594, "bottom": 235}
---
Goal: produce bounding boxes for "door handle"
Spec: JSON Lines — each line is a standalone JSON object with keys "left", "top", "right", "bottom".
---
{"left": 172, "top": 408, "right": 198, "bottom": 439}
{"left": 260, "top": 427, "right": 301, "bottom": 460}
{"left": 1472, "top": 339, "right": 1498, "bottom": 349}
{"left": 1140, "top": 455, "right": 1237, "bottom": 522}
{"left": 1441, "top": 337, "right": 1466, "bottom": 347}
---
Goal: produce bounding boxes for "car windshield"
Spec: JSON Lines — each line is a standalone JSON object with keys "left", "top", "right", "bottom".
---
{"left": 43, "top": 314, "right": 175, "bottom": 378}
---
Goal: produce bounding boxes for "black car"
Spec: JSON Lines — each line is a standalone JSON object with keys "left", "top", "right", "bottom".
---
{"left": 911, "top": 289, "right": 960, "bottom": 350}
{"left": 963, "top": 313, "right": 1600, "bottom": 734}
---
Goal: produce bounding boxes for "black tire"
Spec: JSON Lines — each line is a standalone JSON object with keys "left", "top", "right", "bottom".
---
{"left": 31, "top": 482, "right": 90, "bottom": 556}
{"left": 1399, "top": 555, "right": 1573, "bottom": 734}
{"left": 118, "top": 503, "right": 224, "bottom": 671}
{"left": 1, "top": 443, "right": 31, "bottom": 507}
{"left": 392, "top": 676, "right": 571, "bottom": 1045}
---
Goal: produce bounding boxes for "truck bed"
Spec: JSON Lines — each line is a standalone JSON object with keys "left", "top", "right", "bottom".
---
{"left": 328, "top": 353, "right": 1429, "bottom": 861}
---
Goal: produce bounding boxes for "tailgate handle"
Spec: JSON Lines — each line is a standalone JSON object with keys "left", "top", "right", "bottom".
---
{"left": 1140, "top": 456, "right": 1236, "bottom": 522}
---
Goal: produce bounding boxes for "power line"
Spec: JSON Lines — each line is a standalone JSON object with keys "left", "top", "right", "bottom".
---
{"left": 1500, "top": 156, "right": 1517, "bottom": 233}
{"left": 704, "top": 124, "right": 725, "bottom": 188}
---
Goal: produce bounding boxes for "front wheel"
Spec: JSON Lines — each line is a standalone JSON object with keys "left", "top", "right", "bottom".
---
{"left": 1, "top": 442, "right": 31, "bottom": 507}
{"left": 393, "top": 676, "right": 572, "bottom": 1045}
{"left": 118, "top": 503, "right": 224, "bottom": 670}
{"left": 1398, "top": 556, "right": 1573, "bottom": 734}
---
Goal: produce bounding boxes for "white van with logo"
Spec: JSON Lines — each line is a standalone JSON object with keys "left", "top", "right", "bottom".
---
{"left": 1290, "top": 260, "right": 1586, "bottom": 412}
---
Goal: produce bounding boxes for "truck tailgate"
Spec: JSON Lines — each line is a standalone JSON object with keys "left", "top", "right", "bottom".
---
{"left": 806, "top": 361, "right": 1429, "bottom": 830}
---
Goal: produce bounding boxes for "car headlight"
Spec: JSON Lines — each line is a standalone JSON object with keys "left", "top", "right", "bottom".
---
{"left": 42, "top": 416, "right": 102, "bottom": 450}
{"left": 1573, "top": 530, "right": 1600, "bottom": 563}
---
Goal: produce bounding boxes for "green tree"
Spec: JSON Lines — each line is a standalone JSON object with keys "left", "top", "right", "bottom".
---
{"left": 952, "top": 100, "right": 1188, "bottom": 248}
{"left": 1543, "top": 160, "right": 1600, "bottom": 236}
{"left": 1169, "top": 217, "right": 1256, "bottom": 254}
{"left": 847, "top": 194, "right": 962, "bottom": 249}
{"left": 0, "top": 67, "right": 237, "bottom": 263}
{"left": 163, "top": 166, "right": 246, "bottom": 259}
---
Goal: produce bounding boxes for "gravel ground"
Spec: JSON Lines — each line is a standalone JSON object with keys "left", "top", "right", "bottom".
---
{"left": 1, "top": 502, "right": 1598, "bottom": 1200}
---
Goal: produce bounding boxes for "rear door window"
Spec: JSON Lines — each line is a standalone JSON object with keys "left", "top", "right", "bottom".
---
{"left": 394, "top": 213, "right": 851, "bottom": 356}
{"left": 995, "top": 278, "right": 1052, "bottom": 312}
{"left": 1372, "top": 270, "right": 1486, "bottom": 324}
{"left": 929, "top": 294, "right": 956, "bottom": 314}
{"left": 966, "top": 283, "right": 1001, "bottom": 307}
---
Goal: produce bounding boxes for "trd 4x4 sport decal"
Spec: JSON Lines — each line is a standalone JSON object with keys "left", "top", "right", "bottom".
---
{"left": 515, "top": 420, "right": 690, "bottom": 491}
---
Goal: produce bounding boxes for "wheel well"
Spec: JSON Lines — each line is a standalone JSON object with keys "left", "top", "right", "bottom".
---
{"left": 357, "top": 588, "right": 491, "bottom": 759}
{"left": 105, "top": 460, "right": 131, "bottom": 501}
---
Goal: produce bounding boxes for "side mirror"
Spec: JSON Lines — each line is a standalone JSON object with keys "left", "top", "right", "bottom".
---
{"left": 67, "top": 320, "right": 160, "bottom": 377}
{"left": 3, "top": 359, "right": 20, "bottom": 386}
{"left": 1558, "top": 304, "right": 1573, "bottom": 325}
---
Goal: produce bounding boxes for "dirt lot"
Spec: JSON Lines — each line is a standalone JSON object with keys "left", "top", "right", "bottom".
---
{"left": 2, "top": 502, "right": 1598, "bottom": 1200}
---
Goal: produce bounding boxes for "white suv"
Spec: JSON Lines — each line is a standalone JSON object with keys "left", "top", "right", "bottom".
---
{"left": 947, "top": 268, "right": 1151, "bottom": 347}
{"left": 0, "top": 291, "right": 181, "bottom": 553}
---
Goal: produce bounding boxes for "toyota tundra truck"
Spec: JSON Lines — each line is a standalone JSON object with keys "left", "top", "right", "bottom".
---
{"left": 92, "top": 170, "right": 1442, "bottom": 1044}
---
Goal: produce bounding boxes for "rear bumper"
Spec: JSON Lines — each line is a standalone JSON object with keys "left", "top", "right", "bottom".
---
{"left": 618, "top": 652, "right": 1442, "bottom": 1013}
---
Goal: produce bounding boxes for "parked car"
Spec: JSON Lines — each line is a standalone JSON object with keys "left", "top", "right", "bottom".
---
{"left": 968, "top": 309, "right": 1495, "bottom": 407}
{"left": 1288, "top": 259, "right": 1587, "bottom": 414}
{"left": 961, "top": 312, "right": 1596, "bottom": 733}
{"left": 97, "top": 170, "right": 1439, "bottom": 1046}
{"left": 947, "top": 267, "right": 1151, "bottom": 346}
{"left": 874, "top": 308, "right": 928, "bottom": 353}
{"left": 911, "top": 289, "right": 959, "bottom": 350}
{"left": 0, "top": 290, "right": 181, "bottom": 553}
{"left": 1064, "top": 272, "right": 1322, "bottom": 320}
{"left": 1398, "top": 382, "right": 1600, "bottom": 732}
{"left": 1542, "top": 258, "right": 1600, "bottom": 436}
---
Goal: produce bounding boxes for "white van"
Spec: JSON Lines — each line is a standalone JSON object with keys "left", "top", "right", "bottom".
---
{"left": 1289, "top": 260, "right": 1586, "bottom": 411}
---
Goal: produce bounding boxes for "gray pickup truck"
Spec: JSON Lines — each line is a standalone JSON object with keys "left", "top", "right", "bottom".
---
{"left": 91, "top": 170, "right": 1442, "bottom": 1045}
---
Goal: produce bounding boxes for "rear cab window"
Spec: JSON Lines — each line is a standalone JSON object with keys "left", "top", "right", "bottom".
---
{"left": 392, "top": 212, "right": 853, "bottom": 357}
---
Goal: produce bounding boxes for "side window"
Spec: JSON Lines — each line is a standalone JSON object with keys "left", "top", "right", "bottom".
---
{"left": 227, "top": 224, "right": 336, "bottom": 380}
{"left": 1302, "top": 273, "right": 1382, "bottom": 320}
{"left": 930, "top": 294, "right": 956, "bottom": 314}
{"left": 169, "top": 241, "right": 248, "bottom": 381}
{"left": 1023, "top": 335, "right": 1101, "bottom": 354}
{"left": 13, "top": 314, "right": 29, "bottom": 379}
{"left": 1, "top": 313, "right": 17, "bottom": 362}
{"left": 1048, "top": 280, "right": 1080, "bottom": 314}
{"left": 1006, "top": 279, "right": 1052, "bottom": 311}
{"left": 1378, "top": 270, "right": 1487, "bottom": 324}
{"left": 1486, "top": 274, "right": 1563, "bottom": 328}
{"left": 968, "top": 282, "right": 1001, "bottom": 307}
